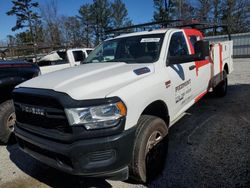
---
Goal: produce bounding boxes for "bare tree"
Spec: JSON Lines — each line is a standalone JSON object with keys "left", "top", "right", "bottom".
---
{"left": 179, "top": 0, "right": 196, "bottom": 20}
{"left": 153, "top": 0, "right": 195, "bottom": 21}
{"left": 63, "top": 16, "right": 82, "bottom": 47}
{"left": 196, "top": 0, "right": 212, "bottom": 21}
{"left": 79, "top": 4, "right": 94, "bottom": 47}
{"left": 153, "top": 0, "right": 169, "bottom": 21}
{"left": 222, "top": 0, "right": 250, "bottom": 33}
{"left": 91, "top": 0, "right": 112, "bottom": 44}
{"left": 40, "top": 0, "right": 61, "bottom": 47}
{"left": 7, "top": 35, "right": 16, "bottom": 46}
{"left": 111, "top": 0, "right": 132, "bottom": 28}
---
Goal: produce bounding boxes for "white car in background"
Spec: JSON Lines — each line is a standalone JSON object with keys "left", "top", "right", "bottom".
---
{"left": 37, "top": 48, "right": 93, "bottom": 74}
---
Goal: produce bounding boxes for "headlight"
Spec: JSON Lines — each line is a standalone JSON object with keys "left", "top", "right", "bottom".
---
{"left": 65, "top": 101, "right": 126, "bottom": 130}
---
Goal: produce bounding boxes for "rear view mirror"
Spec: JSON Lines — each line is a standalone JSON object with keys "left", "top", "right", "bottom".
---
{"left": 194, "top": 40, "right": 209, "bottom": 59}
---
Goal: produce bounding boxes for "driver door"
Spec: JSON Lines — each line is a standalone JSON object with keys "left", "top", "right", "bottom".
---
{"left": 166, "top": 31, "right": 197, "bottom": 118}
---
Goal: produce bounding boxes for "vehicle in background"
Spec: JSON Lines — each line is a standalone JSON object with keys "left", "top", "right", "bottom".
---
{"left": 37, "top": 48, "right": 93, "bottom": 74}
{"left": 0, "top": 60, "right": 40, "bottom": 143}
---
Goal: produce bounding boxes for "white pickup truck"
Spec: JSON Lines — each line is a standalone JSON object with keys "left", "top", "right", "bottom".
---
{"left": 37, "top": 48, "right": 93, "bottom": 74}
{"left": 13, "top": 24, "right": 233, "bottom": 183}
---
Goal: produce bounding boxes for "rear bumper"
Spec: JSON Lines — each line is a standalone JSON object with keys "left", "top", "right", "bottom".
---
{"left": 15, "top": 125, "right": 136, "bottom": 180}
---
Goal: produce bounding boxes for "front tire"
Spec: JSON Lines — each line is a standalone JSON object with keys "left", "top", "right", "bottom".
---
{"left": 0, "top": 100, "right": 15, "bottom": 144}
{"left": 129, "top": 115, "right": 168, "bottom": 183}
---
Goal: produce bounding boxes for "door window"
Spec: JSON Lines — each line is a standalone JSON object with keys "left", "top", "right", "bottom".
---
{"left": 73, "top": 51, "right": 86, "bottom": 62}
{"left": 189, "top": 36, "right": 198, "bottom": 48}
{"left": 168, "top": 32, "right": 189, "bottom": 57}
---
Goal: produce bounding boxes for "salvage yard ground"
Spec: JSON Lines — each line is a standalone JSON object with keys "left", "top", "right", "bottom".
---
{"left": 0, "top": 59, "right": 250, "bottom": 188}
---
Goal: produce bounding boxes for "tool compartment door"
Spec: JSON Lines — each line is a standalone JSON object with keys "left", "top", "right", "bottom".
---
{"left": 210, "top": 40, "right": 233, "bottom": 87}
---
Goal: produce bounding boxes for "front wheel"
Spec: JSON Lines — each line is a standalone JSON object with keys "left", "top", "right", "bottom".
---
{"left": 0, "top": 100, "right": 15, "bottom": 144}
{"left": 129, "top": 115, "right": 168, "bottom": 183}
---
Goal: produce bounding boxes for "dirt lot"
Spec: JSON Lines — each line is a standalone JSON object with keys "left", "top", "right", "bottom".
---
{"left": 0, "top": 59, "right": 250, "bottom": 188}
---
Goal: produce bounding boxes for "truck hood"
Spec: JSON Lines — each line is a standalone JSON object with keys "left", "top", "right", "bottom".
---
{"left": 18, "top": 62, "right": 154, "bottom": 99}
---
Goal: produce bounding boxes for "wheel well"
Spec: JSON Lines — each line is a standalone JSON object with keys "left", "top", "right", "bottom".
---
{"left": 0, "top": 85, "right": 14, "bottom": 104}
{"left": 224, "top": 63, "right": 229, "bottom": 74}
{"left": 141, "top": 100, "right": 169, "bottom": 126}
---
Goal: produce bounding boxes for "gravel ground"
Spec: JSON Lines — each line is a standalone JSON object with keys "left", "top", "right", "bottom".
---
{"left": 0, "top": 59, "right": 250, "bottom": 188}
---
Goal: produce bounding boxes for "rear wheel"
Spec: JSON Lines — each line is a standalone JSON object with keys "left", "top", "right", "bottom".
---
{"left": 129, "top": 115, "right": 168, "bottom": 183}
{"left": 214, "top": 70, "right": 228, "bottom": 97}
{"left": 0, "top": 100, "right": 15, "bottom": 144}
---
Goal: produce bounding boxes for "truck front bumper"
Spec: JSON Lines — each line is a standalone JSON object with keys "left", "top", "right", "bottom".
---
{"left": 15, "top": 125, "right": 136, "bottom": 180}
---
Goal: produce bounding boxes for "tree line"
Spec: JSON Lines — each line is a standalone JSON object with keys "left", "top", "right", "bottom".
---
{"left": 6, "top": 0, "right": 131, "bottom": 48}
{"left": 5, "top": 0, "right": 250, "bottom": 49}
{"left": 153, "top": 0, "right": 250, "bottom": 34}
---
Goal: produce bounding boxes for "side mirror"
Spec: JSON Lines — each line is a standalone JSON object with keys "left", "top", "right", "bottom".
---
{"left": 194, "top": 40, "right": 209, "bottom": 59}
{"left": 168, "top": 54, "right": 201, "bottom": 64}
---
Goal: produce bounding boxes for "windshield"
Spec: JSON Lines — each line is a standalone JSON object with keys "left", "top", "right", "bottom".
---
{"left": 84, "top": 34, "right": 165, "bottom": 64}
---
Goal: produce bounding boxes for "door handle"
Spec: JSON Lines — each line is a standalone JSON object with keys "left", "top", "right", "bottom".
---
{"left": 189, "top": 65, "right": 196, "bottom": 70}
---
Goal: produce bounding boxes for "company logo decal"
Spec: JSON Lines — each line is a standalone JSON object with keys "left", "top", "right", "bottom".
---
{"left": 175, "top": 79, "right": 192, "bottom": 104}
{"left": 165, "top": 80, "right": 171, "bottom": 88}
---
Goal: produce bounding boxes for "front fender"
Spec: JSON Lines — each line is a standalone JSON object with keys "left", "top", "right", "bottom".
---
{"left": 0, "top": 77, "right": 27, "bottom": 88}
{"left": 107, "top": 73, "right": 173, "bottom": 130}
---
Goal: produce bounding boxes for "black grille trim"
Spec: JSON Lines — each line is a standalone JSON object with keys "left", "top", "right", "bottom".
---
{"left": 13, "top": 87, "right": 126, "bottom": 143}
{"left": 14, "top": 102, "right": 70, "bottom": 132}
